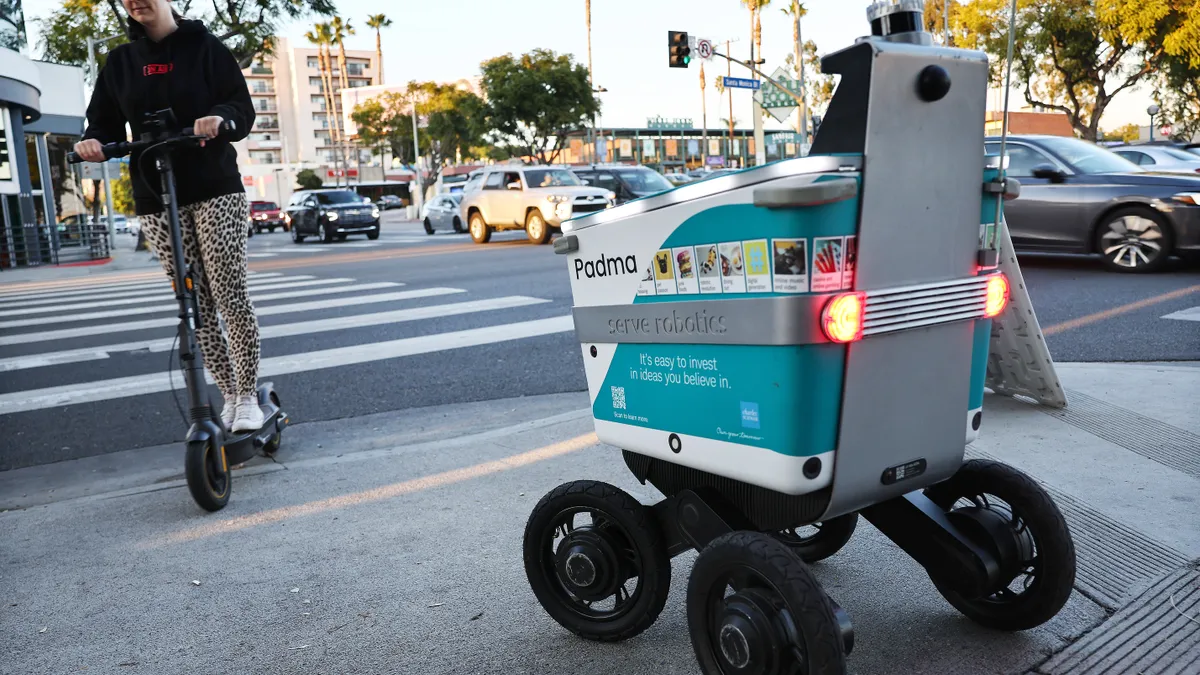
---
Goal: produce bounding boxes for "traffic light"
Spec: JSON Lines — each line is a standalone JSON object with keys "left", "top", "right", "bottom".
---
{"left": 669, "top": 31, "right": 691, "bottom": 68}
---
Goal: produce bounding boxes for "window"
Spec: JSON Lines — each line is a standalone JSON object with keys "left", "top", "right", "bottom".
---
{"left": 249, "top": 150, "right": 279, "bottom": 164}
{"left": 255, "top": 115, "right": 278, "bottom": 130}
{"left": 615, "top": 169, "right": 673, "bottom": 194}
{"left": 314, "top": 190, "right": 362, "bottom": 205}
{"left": 253, "top": 97, "right": 275, "bottom": 112}
{"left": 309, "top": 76, "right": 324, "bottom": 89}
{"left": 1115, "top": 150, "right": 1153, "bottom": 166}
{"left": 348, "top": 79, "right": 371, "bottom": 88}
{"left": 314, "top": 130, "right": 332, "bottom": 145}
{"left": 311, "top": 95, "right": 327, "bottom": 110}
{"left": 250, "top": 132, "right": 276, "bottom": 142}
{"left": 503, "top": 171, "right": 523, "bottom": 188}
{"left": 483, "top": 172, "right": 505, "bottom": 189}
{"left": 463, "top": 173, "right": 485, "bottom": 192}
{"left": 346, "top": 62, "right": 367, "bottom": 76}
{"left": 307, "top": 57, "right": 320, "bottom": 68}
{"left": 1160, "top": 147, "right": 1199, "bottom": 161}
{"left": 589, "top": 172, "right": 619, "bottom": 191}
{"left": 250, "top": 81, "right": 274, "bottom": 94}
{"left": 524, "top": 169, "right": 580, "bottom": 187}
{"left": 984, "top": 143, "right": 1056, "bottom": 177}
{"left": 1035, "top": 136, "right": 1140, "bottom": 174}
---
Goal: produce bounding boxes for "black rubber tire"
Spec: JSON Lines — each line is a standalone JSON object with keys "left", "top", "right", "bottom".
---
{"left": 423, "top": 218, "right": 435, "bottom": 235}
{"left": 367, "top": 226, "right": 380, "bottom": 240}
{"left": 452, "top": 217, "right": 464, "bottom": 234}
{"left": 777, "top": 514, "right": 859, "bottom": 563}
{"left": 688, "top": 532, "right": 846, "bottom": 675}
{"left": 292, "top": 227, "right": 305, "bottom": 243}
{"left": 263, "top": 391, "right": 282, "bottom": 455}
{"left": 525, "top": 209, "right": 551, "bottom": 245}
{"left": 185, "top": 440, "right": 230, "bottom": 512}
{"left": 469, "top": 212, "right": 492, "bottom": 244}
{"left": 523, "top": 480, "right": 671, "bottom": 642}
{"left": 923, "top": 459, "right": 1076, "bottom": 631}
{"left": 1094, "top": 205, "right": 1174, "bottom": 273}
{"left": 321, "top": 222, "right": 335, "bottom": 243}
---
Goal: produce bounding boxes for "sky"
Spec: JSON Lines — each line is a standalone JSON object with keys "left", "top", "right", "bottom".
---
{"left": 18, "top": 0, "right": 1157, "bottom": 132}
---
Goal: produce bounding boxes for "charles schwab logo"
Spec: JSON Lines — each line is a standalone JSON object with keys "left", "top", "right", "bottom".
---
{"left": 575, "top": 253, "right": 638, "bottom": 279}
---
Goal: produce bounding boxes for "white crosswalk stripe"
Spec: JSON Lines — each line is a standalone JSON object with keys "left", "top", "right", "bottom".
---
{"left": 1162, "top": 306, "right": 1200, "bottom": 322}
{"left": 0, "top": 269, "right": 571, "bottom": 418}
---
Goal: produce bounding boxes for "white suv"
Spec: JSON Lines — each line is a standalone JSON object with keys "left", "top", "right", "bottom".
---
{"left": 458, "top": 165, "right": 615, "bottom": 244}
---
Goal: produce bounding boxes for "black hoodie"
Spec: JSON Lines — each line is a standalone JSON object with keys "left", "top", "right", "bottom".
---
{"left": 83, "top": 19, "right": 255, "bottom": 216}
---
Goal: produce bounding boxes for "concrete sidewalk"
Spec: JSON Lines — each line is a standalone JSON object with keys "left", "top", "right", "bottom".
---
{"left": 0, "top": 243, "right": 160, "bottom": 286}
{"left": 1, "top": 363, "right": 1197, "bottom": 674}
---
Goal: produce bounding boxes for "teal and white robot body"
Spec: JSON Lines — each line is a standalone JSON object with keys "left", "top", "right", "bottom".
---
{"left": 560, "top": 28, "right": 1008, "bottom": 522}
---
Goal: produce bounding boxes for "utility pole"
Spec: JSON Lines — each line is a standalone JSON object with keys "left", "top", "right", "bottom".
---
{"left": 700, "top": 61, "right": 707, "bottom": 172}
{"left": 585, "top": 0, "right": 594, "bottom": 164}
{"left": 726, "top": 40, "right": 734, "bottom": 163}
{"left": 411, "top": 96, "right": 422, "bottom": 216}
{"left": 944, "top": 0, "right": 951, "bottom": 46}
{"left": 750, "top": 5, "right": 765, "bottom": 167}
{"left": 795, "top": 4, "right": 808, "bottom": 153}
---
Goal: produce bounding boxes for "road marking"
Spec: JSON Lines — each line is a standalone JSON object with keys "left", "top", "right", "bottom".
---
{"left": 1161, "top": 306, "right": 1200, "bottom": 322}
{"left": 0, "top": 315, "right": 574, "bottom": 414}
{"left": 0, "top": 277, "right": 348, "bottom": 315}
{"left": 150, "top": 432, "right": 598, "bottom": 545}
{"left": 247, "top": 253, "right": 278, "bottom": 258}
{"left": 0, "top": 287, "right": 466, "bottom": 346}
{"left": 0, "top": 271, "right": 285, "bottom": 302}
{"left": 1042, "top": 284, "right": 1200, "bottom": 336}
{"left": 0, "top": 296, "right": 551, "bottom": 372}
{"left": 0, "top": 273, "right": 304, "bottom": 308}
{"left": 0, "top": 280, "right": 400, "bottom": 328}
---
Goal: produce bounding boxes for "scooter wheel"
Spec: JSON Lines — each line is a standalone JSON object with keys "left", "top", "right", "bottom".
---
{"left": 688, "top": 531, "right": 847, "bottom": 675}
{"left": 922, "top": 459, "right": 1076, "bottom": 631}
{"left": 523, "top": 480, "right": 671, "bottom": 642}
{"left": 777, "top": 514, "right": 859, "bottom": 563}
{"left": 263, "top": 392, "right": 282, "bottom": 456}
{"left": 185, "top": 440, "right": 231, "bottom": 512}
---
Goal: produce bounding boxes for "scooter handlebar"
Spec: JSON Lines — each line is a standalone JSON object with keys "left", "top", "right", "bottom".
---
{"left": 67, "top": 120, "right": 237, "bottom": 164}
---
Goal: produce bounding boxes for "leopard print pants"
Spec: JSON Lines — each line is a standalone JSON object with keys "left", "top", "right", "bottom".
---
{"left": 140, "top": 192, "right": 260, "bottom": 399}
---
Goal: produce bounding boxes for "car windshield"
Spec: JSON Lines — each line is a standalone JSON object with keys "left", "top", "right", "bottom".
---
{"left": 314, "top": 191, "right": 362, "bottom": 205}
{"left": 1037, "top": 137, "right": 1141, "bottom": 174}
{"left": 1160, "top": 147, "right": 1200, "bottom": 161}
{"left": 617, "top": 169, "right": 674, "bottom": 194}
{"left": 447, "top": 194, "right": 462, "bottom": 204}
{"left": 252, "top": 202, "right": 278, "bottom": 211}
{"left": 524, "top": 169, "right": 581, "bottom": 187}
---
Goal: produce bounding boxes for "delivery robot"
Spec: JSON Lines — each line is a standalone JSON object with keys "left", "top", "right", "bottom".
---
{"left": 522, "top": 2, "right": 1077, "bottom": 673}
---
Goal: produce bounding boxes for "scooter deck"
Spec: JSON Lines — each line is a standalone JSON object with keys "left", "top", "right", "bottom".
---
{"left": 221, "top": 384, "right": 289, "bottom": 466}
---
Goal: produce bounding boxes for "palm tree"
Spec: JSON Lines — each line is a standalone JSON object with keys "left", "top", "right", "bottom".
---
{"left": 307, "top": 23, "right": 343, "bottom": 184}
{"left": 330, "top": 17, "right": 356, "bottom": 177}
{"left": 781, "top": 2, "right": 807, "bottom": 139}
{"left": 365, "top": 14, "right": 392, "bottom": 83}
{"left": 740, "top": 0, "right": 771, "bottom": 69}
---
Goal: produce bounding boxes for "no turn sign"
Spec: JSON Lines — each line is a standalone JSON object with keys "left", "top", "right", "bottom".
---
{"left": 1159, "top": 124, "right": 1173, "bottom": 137}
{"left": 696, "top": 39, "right": 714, "bottom": 60}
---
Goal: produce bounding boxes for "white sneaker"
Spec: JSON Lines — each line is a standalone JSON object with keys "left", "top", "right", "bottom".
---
{"left": 221, "top": 398, "right": 237, "bottom": 429}
{"left": 232, "top": 395, "right": 264, "bottom": 432}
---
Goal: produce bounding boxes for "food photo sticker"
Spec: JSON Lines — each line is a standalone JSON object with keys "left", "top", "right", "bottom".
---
{"left": 718, "top": 241, "right": 747, "bottom": 293}
{"left": 653, "top": 249, "right": 677, "bottom": 296}
{"left": 695, "top": 244, "right": 722, "bottom": 294}
{"left": 841, "top": 236, "right": 857, "bottom": 290}
{"left": 811, "top": 237, "right": 844, "bottom": 292}
{"left": 771, "top": 238, "right": 809, "bottom": 293}
{"left": 742, "top": 240, "right": 771, "bottom": 293}
{"left": 637, "top": 263, "right": 657, "bottom": 296}
{"left": 673, "top": 247, "right": 700, "bottom": 295}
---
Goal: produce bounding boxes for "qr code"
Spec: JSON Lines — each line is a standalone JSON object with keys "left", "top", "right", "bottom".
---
{"left": 611, "top": 386, "right": 627, "bottom": 410}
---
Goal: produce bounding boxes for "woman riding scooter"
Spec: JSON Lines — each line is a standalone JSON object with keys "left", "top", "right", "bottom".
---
{"left": 74, "top": 0, "right": 263, "bottom": 432}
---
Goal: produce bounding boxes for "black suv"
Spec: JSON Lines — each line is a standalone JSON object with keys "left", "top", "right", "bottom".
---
{"left": 572, "top": 165, "right": 676, "bottom": 204}
{"left": 286, "top": 189, "right": 381, "bottom": 243}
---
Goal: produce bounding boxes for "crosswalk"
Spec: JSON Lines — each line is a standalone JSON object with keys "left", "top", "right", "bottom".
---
{"left": 0, "top": 270, "right": 574, "bottom": 418}
{"left": 244, "top": 232, "right": 477, "bottom": 257}
{"left": 1162, "top": 306, "right": 1200, "bottom": 322}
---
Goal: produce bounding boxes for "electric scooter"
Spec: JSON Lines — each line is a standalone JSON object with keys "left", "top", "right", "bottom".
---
{"left": 69, "top": 109, "right": 288, "bottom": 512}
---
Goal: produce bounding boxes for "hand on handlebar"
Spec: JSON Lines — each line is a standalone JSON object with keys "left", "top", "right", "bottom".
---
{"left": 194, "top": 115, "right": 224, "bottom": 147}
{"left": 73, "top": 139, "right": 106, "bottom": 163}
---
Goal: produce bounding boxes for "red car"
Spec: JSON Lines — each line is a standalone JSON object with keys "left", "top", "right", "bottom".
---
{"left": 249, "top": 200, "right": 286, "bottom": 233}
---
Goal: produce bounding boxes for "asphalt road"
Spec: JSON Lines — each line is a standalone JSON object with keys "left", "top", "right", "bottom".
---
{"left": 1, "top": 213, "right": 1196, "bottom": 469}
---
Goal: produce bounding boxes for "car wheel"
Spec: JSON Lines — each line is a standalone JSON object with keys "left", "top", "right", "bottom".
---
{"left": 291, "top": 225, "right": 305, "bottom": 243}
{"left": 367, "top": 226, "right": 380, "bottom": 240}
{"left": 321, "top": 222, "right": 335, "bottom": 243}
{"left": 525, "top": 209, "right": 551, "bottom": 245}
{"left": 1095, "top": 206, "right": 1174, "bottom": 273}
{"left": 469, "top": 212, "right": 492, "bottom": 244}
{"left": 423, "top": 218, "right": 435, "bottom": 235}
{"left": 452, "top": 217, "right": 464, "bottom": 234}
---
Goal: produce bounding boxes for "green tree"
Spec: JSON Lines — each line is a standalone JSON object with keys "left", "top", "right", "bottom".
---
{"left": 37, "top": 0, "right": 335, "bottom": 68}
{"left": 351, "top": 84, "right": 486, "bottom": 179}
{"left": 1, "top": 0, "right": 28, "bottom": 50}
{"left": 111, "top": 163, "right": 134, "bottom": 214}
{"left": 365, "top": 14, "right": 392, "bottom": 83}
{"left": 480, "top": 49, "right": 600, "bottom": 164}
{"left": 1101, "top": 122, "right": 1141, "bottom": 142}
{"left": 295, "top": 169, "right": 323, "bottom": 190}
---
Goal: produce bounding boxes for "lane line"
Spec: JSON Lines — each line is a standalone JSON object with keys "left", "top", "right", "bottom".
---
{"left": 0, "top": 281, "right": 400, "bottom": 328}
{"left": 0, "top": 296, "right": 551, "bottom": 372}
{"left": 1042, "top": 284, "right": 1200, "bottom": 336}
{"left": 0, "top": 315, "right": 574, "bottom": 414}
{"left": 0, "top": 273, "right": 306, "bottom": 308}
{"left": 1161, "top": 306, "right": 1200, "bottom": 322}
{"left": 0, "top": 277, "right": 349, "bottom": 315}
{"left": 0, "top": 271, "right": 285, "bottom": 301}
{"left": 0, "top": 287, "right": 466, "bottom": 346}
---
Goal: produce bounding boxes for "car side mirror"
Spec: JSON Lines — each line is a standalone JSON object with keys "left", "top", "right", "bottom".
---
{"left": 1031, "top": 164, "right": 1067, "bottom": 183}
{"left": 507, "top": 182, "right": 522, "bottom": 190}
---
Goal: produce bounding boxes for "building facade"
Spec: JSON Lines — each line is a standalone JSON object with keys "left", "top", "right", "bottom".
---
{"left": 1, "top": 42, "right": 89, "bottom": 269}
{"left": 233, "top": 37, "right": 379, "bottom": 205}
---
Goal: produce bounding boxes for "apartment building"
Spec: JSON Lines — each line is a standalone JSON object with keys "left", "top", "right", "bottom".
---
{"left": 234, "top": 37, "right": 379, "bottom": 202}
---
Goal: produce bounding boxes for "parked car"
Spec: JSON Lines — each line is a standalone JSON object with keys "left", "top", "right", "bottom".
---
{"left": 376, "top": 194, "right": 404, "bottom": 210}
{"left": 572, "top": 164, "right": 676, "bottom": 204}
{"left": 458, "top": 165, "right": 614, "bottom": 244}
{"left": 422, "top": 193, "right": 464, "bottom": 234}
{"left": 285, "top": 189, "right": 381, "bottom": 243}
{"left": 663, "top": 172, "right": 694, "bottom": 185}
{"left": 1110, "top": 144, "right": 1200, "bottom": 175}
{"left": 249, "top": 200, "right": 285, "bottom": 232}
{"left": 985, "top": 134, "right": 1200, "bottom": 272}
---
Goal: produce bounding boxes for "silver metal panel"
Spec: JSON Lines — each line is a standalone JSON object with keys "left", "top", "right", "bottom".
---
{"left": 824, "top": 322, "right": 974, "bottom": 519}
{"left": 563, "top": 155, "right": 862, "bottom": 232}
{"left": 823, "top": 41, "right": 990, "bottom": 519}
{"left": 572, "top": 296, "right": 831, "bottom": 346}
